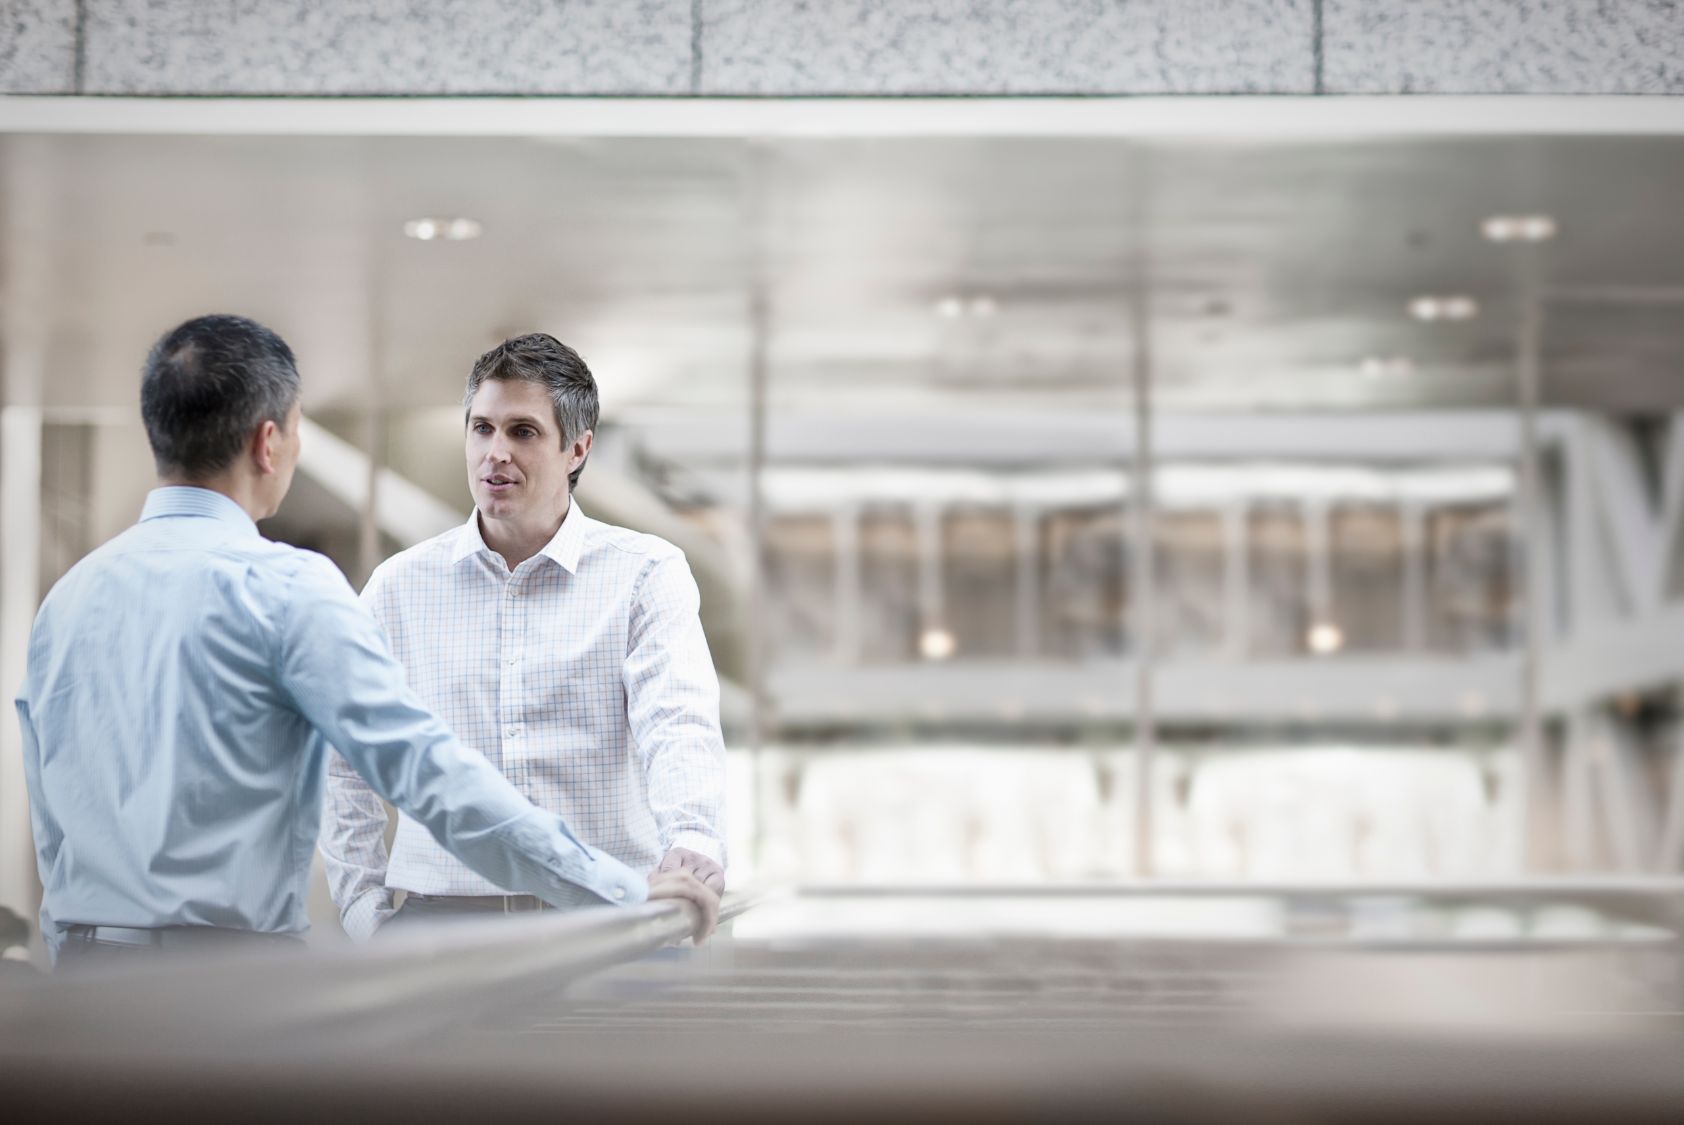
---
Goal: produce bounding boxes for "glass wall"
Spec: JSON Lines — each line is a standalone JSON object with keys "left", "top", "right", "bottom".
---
{"left": 9, "top": 130, "right": 1684, "bottom": 899}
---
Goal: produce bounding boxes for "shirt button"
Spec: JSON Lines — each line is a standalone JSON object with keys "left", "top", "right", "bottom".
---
{"left": 505, "top": 655, "right": 519, "bottom": 666}
{"left": 505, "top": 726, "right": 520, "bottom": 739}
{"left": 612, "top": 887, "right": 626, "bottom": 901}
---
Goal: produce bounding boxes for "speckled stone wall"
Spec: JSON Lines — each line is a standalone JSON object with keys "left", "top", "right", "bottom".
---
{"left": 1322, "top": 0, "right": 1684, "bottom": 94}
{"left": 0, "top": 0, "right": 1679, "bottom": 96}
{"left": 0, "top": 0, "right": 74, "bottom": 93}
{"left": 697, "top": 0, "right": 1315, "bottom": 94}
{"left": 78, "top": 0, "right": 693, "bottom": 95}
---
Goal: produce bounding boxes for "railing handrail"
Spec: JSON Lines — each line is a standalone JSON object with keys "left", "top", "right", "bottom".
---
{"left": 0, "top": 888, "right": 774, "bottom": 1056}
{"left": 793, "top": 878, "right": 1684, "bottom": 897}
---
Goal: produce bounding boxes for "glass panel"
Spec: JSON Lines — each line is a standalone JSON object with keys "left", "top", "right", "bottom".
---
{"left": 765, "top": 514, "right": 836, "bottom": 662}
{"left": 857, "top": 506, "right": 921, "bottom": 664}
{"left": 1246, "top": 504, "right": 1309, "bottom": 657}
{"left": 941, "top": 507, "right": 1017, "bottom": 659}
{"left": 39, "top": 423, "right": 95, "bottom": 599}
{"left": 1426, "top": 503, "right": 1514, "bottom": 654}
{"left": 1154, "top": 509, "right": 1224, "bottom": 658}
{"left": 1039, "top": 507, "right": 1126, "bottom": 660}
{"left": 1329, "top": 504, "right": 1405, "bottom": 652}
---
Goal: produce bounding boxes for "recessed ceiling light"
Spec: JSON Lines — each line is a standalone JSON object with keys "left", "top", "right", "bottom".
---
{"left": 403, "top": 216, "right": 482, "bottom": 242}
{"left": 1408, "top": 295, "right": 1479, "bottom": 322}
{"left": 1481, "top": 214, "right": 1557, "bottom": 243}
{"left": 1306, "top": 621, "right": 1344, "bottom": 655}
{"left": 1359, "top": 356, "right": 1414, "bottom": 378}
{"left": 934, "top": 294, "right": 1000, "bottom": 320}
{"left": 918, "top": 626, "right": 956, "bottom": 661}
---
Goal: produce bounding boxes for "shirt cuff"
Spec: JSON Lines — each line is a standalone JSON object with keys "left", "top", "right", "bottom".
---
{"left": 501, "top": 810, "right": 650, "bottom": 908}
{"left": 340, "top": 887, "right": 396, "bottom": 943}
{"left": 564, "top": 846, "right": 648, "bottom": 907}
{"left": 663, "top": 831, "right": 726, "bottom": 867}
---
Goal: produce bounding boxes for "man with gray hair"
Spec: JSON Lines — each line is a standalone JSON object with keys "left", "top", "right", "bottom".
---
{"left": 322, "top": 333, "right": 728, "bottom": 937}
{"left": 16, "top": 316, "right": 718, "bottom": 968}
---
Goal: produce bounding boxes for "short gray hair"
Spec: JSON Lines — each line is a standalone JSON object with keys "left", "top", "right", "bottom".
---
{"left": 463, "top": 333, "right": 599, "bottom": 490}
{"left": 140, "top": 314, "right": 300, "bottom": 478}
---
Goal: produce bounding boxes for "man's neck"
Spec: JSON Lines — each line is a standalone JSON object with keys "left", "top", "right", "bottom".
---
{"left": 159, "top": 474, "right": 268, "bottom": 522}
{"left": 480, "top": 494, "right": 570, "bottom": 570}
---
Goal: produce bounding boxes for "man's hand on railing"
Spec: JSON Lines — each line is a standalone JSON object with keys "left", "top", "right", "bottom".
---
{"left": 647, "top": 868, "right": 721, "bottom": 945}
{"left": 656, "top": 846, "right": 726, "bottom": 894}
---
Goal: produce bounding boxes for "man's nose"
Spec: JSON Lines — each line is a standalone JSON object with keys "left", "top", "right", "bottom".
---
{"left": 487, "top": 434, "right": 513, "bottom": 462}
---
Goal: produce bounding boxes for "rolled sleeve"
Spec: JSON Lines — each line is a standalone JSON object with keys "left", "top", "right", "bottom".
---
{"left": 339, "top": 887, "right": 398, "bottom": 943}
{"left": 665, "top": 831, "right": 726, "bottom": 866}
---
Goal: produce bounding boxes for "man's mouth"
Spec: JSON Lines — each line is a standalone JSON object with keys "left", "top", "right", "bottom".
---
{"left": 484, "top": 475, "right": 517, "bottom": 491}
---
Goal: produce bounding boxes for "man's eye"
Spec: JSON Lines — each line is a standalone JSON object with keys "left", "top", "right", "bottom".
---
{"left": 514, "top": 427, "right": 536, "bottom": 439}
{"left": 473, "top": 423, "right": 492, "bottom": 434}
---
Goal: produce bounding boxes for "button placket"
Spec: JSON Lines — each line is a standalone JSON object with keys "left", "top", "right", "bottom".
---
{"left": 500, "top": 573, "right": 528, "bottom": 789}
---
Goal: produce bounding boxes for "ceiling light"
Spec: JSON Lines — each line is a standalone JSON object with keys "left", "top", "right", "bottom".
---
{"left": 919, "top": 627, "right": 956, "bottom": 661}
{"left": 1306, "top": 622, "right": 1344, "bottom": 655}
{"left": 934, "top": 294, "right": 1000, "bottom": 320}
{"left": 404, "top": 216, "right": 482, "bottom": 242}
{"left": 1408, "top": 295, "right": 1478, "bottom": 322}
{"left": 1359, "top": 356, "right": 1414, "bottom": 379}
{"left": 1481, "top": 214, "right": 1557, "bottom": 243}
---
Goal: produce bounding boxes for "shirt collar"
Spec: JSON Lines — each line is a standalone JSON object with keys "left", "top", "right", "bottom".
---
{"left": 452, "top": 501, "right": 590, "bottom": 574}
{"left": 139, "top": 486, "right": 260, "bottom": 537}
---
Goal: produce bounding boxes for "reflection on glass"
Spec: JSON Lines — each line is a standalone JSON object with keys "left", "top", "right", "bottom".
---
{"left": 765, "top": 515, "right": 836, "bottom": 661}
{"left": 757, "top": 741, "right": 1521, "bottom": 884}
{"left": 1039, "top": 507, "right": 1126, "bottom": 659}
{"left": 40, "top": 423, "right": 95, "bottom": 599}
{"left": 1427, "top": 504, "right": 1513, "bottom": 654}
{"left": 1330, "top": 504, "right": 1405, "bottom": 652}
{"left": 941, "top": 508, "right": 1017, "bottom": 659}
{"left": 1247, "top": 504, "right": 1310, "bottom": 657}
{"left": 858, "top": 506, "right": 920, "bottom": 662}
{"left": 1154, "top": 509, "right": 1224, "bottom": 657}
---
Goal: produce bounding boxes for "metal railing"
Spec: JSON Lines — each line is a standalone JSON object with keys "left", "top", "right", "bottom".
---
{"left": 0, "top": 889, "right": 769, "bottom": 1056}
{"left": 796, "top": 877, "right": 1684, "bottom": 923}
{"left": 4, "top": 884, "right": 1684, "bottom": 1121}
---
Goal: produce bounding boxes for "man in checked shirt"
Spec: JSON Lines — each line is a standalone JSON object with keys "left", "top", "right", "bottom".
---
{"left": 321, "top": 334, "right": 727, "bottom": 939}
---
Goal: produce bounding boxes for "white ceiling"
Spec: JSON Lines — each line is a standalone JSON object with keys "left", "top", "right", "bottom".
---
{"left": 2, "top": 132, "right": 1682, "bottom": 429}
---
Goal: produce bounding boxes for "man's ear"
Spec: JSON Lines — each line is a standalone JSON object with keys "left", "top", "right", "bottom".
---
{"left": 569, "top": 430, "right": 594, "bottom": 474}
{"left": 252, "top": 419, "right": 281, "bottom": 477}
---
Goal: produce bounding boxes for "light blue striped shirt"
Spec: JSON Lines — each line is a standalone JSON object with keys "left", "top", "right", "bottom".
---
{"left": 17, "top": 486, "right": 645, "bottom": 959}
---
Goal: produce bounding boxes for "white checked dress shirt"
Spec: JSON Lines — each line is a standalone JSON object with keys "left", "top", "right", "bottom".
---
{"left": 321, "top": 502, "right": 727, "bottom": 940}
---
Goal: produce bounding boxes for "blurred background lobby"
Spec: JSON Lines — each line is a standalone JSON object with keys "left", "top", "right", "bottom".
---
{"left": 3, "top": 2, "right": 1684, "bottom": 1121}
